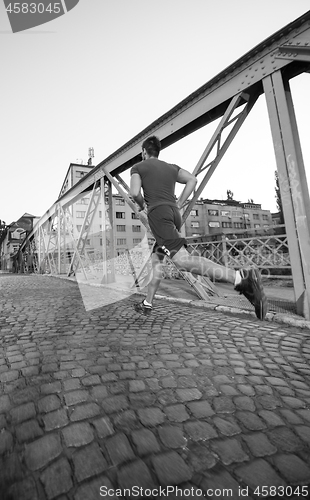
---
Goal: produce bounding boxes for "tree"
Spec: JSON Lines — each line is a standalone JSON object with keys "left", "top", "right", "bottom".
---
{"left": 275, "top": 170, "right": 284, "bottom": 224}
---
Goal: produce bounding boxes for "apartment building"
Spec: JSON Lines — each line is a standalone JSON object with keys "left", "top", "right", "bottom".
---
{"left": 185, "top": 199, "right": 272, "bottom": 238}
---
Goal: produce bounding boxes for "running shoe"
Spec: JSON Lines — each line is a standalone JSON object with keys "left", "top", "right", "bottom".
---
{"left": 235, "top": 268, "right": 268, "bottom": 320}
{"left": 134, "top": 300, "right": 152, "bottom": 316}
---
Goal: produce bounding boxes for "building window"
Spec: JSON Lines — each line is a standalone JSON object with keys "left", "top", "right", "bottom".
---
{"left": 262, "top": 214, "right": 269, "bottom": 220}
{"left": 76, "top": 211, "right": 86, "bottom": 218}
{"left": 232, "top": 211, "right": 242, "bottom": 217}
{"left": 133, "top": 238, "right": 142, "bottom": 244}
{"left": 100, "top": 238, "right": 102, "bottom": 245}
{"left": 132, "top": 213, "right": 139, "bottom": 219}
{"left": 76, "top": 171, "right": 86, "bottom": 178}
{"left": 117, "top": 238, "right": 126, "bottom": 245}
{"left": 208, "top": 221, "right": 220, "bottom": 228}
{"left": 263, "top": 224, "right": 269, "bottom": 228}
{"left": 221, "top": 210, "right": 231, "bottom": 216}
{"left": 86, "top": 239, "right": 90, "bottom": 245}
{"left": 254, "top": 224, "right": 260, "bottom": 228}
{"left": 253, "top": 214, "right": 260, "bottom": 220}
{"left": 116, "top": 212, "right": 125, "bottom": 219}
{"left": 222, "top": 222, "right": 232, "bottom": 228}
{"left": 191, "top": 222, "right": 200, "bottom": 228}
{"left": 208, "top": 209, "right": 219, "bottom": 216}
{"left": 117, "top": 225, "right": 126, "bottom": 232}
{"left": 115, "top": 198, "right": 125, "bottom": 205}
{"left": 132, "top": 225, "right": 141, "bottom": 232}
{"left": 79, "top": 197, "right": 89, "bottom": 205}
{"left": 234, "top": 222, "right": 243, "bottom": 228}
{"left": 244, "top": 213, "right": 249, "bottom": 219}
{"left": 190, "top": 210, "right": 198, "bottom": 216}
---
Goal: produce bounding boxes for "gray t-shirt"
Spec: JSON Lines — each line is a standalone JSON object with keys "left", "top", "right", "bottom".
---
{"left": 131, "top": 158, "right": 180, "bottom": 210}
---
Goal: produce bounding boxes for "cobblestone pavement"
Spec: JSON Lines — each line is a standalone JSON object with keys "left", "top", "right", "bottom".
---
{"left": 0, "top": 274, "right": 310, "bottom": 500}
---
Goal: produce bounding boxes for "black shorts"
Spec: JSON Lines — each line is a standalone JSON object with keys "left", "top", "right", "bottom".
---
{"left": 147, "top": 205, "right": 186, "bottom": 258}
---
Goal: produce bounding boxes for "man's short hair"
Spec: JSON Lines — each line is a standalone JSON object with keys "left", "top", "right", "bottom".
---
{"left": 142, "top": 136, "right": 161, "bottom": 158}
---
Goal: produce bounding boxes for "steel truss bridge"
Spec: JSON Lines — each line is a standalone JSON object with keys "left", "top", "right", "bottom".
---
{"left": 18, "top": 11, "right": 310, "bottom": 319}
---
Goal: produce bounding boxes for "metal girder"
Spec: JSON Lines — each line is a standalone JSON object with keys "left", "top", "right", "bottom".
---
{"left": 263, "top": 70, "right": 310, "bottom": 318}
{"left": 276, "top": 39, "right": 310, "bottom": 62}
{"left": 181, "top": 91, "right": 259, "bottom": 223}
{"left": 67, "top": 183, "right": 101, "bottom": 278}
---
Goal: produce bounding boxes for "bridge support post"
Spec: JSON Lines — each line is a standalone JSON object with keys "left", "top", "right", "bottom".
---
{"left": 263, "top": 71, "right": 310, "bottom": 319}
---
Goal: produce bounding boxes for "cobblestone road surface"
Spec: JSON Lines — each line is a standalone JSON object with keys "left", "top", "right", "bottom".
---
{"left": 0, "top": 274, "right": 310, "bottom": 500}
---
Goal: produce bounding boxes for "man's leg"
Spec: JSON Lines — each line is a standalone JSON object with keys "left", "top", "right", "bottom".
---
{"left": 172, "top": 246, "right": 268, "bottom": 320}
{"left": 171, "top": 246, "right": 236, "bottom": 283}
{"left": 146, "top": 253, "right": 163, "bottom": 304}
{"left": 134, "top": 253, "right": 163, "bottom": 315}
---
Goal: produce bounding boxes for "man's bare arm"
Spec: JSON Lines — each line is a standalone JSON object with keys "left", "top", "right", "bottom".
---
{"left": 176, "top": 169, "right": 197, "bottom": 208}
{"left": 130, "top": 173, "right": 145, "bottom": 211}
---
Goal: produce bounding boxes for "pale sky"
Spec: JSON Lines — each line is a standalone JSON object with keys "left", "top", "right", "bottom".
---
{"left": 1, "top": 0, "right": 310, "bottom": 225}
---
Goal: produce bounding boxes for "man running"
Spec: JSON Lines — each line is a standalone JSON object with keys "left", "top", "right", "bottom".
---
{"left": 130, "top": 135, "right": 268, "bottom": 320}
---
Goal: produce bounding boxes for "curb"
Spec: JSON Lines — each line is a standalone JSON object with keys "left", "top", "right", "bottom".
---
{"left": 45, "top": 274, "right": 310, "bottom": 330}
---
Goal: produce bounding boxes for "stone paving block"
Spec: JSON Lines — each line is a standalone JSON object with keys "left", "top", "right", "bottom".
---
{"left": 131, "top": 428, "right": 161, "bottom": 456}
{"left": 24, "top": 434, "right": 62, "bottom": 471}
{"left": 117, "top": 459, "right": 157, "bottom": 490}
{"left": 0, "top": 414, "right": 6, "bottom": 429}
{"left": 74, "top": 476, "right": 116, "bottom": 500}
{"left": 64, "top": 390, "right": 89, "bottom": 406}
{"left": 184, "top": 421, "right": 218, "bottom": 441}
{"left": 201, "top": 468, "right": 246, "bottom": 499}
{"left": 158, "top": 425, "right": 187, "bottom": 448}
{"left": 210, "top": 438, "right": 249, "bottom": 465}
{"left": 294, "top": 425, "right": 310, "bottom": 445}
{"left": 43, "top": 408, "right": 69, "bottom": 431}
{"left": 273, "top": 453, "right": 310, "bottom": 483}
{"left": 281, "top": 396, "right": 306, "bottom": 408}
{"left": 70, "top": 402, "right": 100, "bottom": 422}
{"left": 164, "top": 404, "right": 190, "bottom": 422}
{"left": 73, "top": 442, "right": 108, "bottom": 482}
{"left": 242, "top": 432, "right": 277, "bottom": 457}
{"left": 267, "top": 426, "right": 303, "bottom": 452}
{"left": 157, "top": 389, "right": 177, "bottom": 406}
{"left": 81, "top": 375, "right": 101, "bottom": 386}
{"left": 258, "top": 410, "right": 285, "bottom": 427}
{"left": 187, "top": 443, "right": 217, "bottom": 472}
{"left": 176, "top": 388, "right": 202, "bottom": 402}
{"left": 177, "top": 375, "right": 197, "bottom": 388}
{"left": 113, "top": 409, "right": 140, "bottom": 432}
{"left": 105, "top": 433, "right": 135, "bottom": 465}
{"left": 10, "top": 386, "right": 39, "bottom": 405}
{"left": 40, "top": 457, "right": 73, "bottom": 499}
{"left": 7, "top": 476, "right": 39, "bottom": 500}
{"left": 137, "top": 407, "right": 165, "bottom": 426}
{"left": 235, "top": 458, "right": 286, "bottom": 488}
{"left": 236, "top": 411, "right": 267, "bottom": 431}
{"left": 0, "top": 370, "right": 19, "bottom": 383}
{"left": 213, "top": 396, "right": 236, "bottom": 413}
{"left": 62, "top": 422, "right": 94, "bottom": 447}
{"left": 10, "top": 402, "right": 36, "bottom": 424}
{"left": 38, "top": 395, "right": 61, "bottom": 413}
{"left": 234, "top": 396, "right": 256, "bottom": 412}
{"left": 91, "top": 385, "right": 109, "bottom": 400}
{"left": 15, "top": 419, "right": 44, "bottom": 443}
{"left": 0, "top": 394, "right": 11, "bottom": 413}
{"left": 212, "top": 416, "right": 241, "bottom": 436}
{"left": 152, "top": 451, "right": 192, "bottom": 485}
{"left": 63, "top": 379, "right": 81, "bottom": 391}
{"left": 186, "top": 400, "right": 214, "bottom": 418}
{"left": 0, "top": 429, "right": 13, "bottom": 455}
{"left": 256, "top": 395, "right": 282, "bottom": 410}
{"left": 92, "top": 416, "right": 114, "bottom": 438}
{"left": 129, "top": 380, "right": 146, "bottom": 392}
{"left": 101, "top": 395, "right": 129, "bottom": 414}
